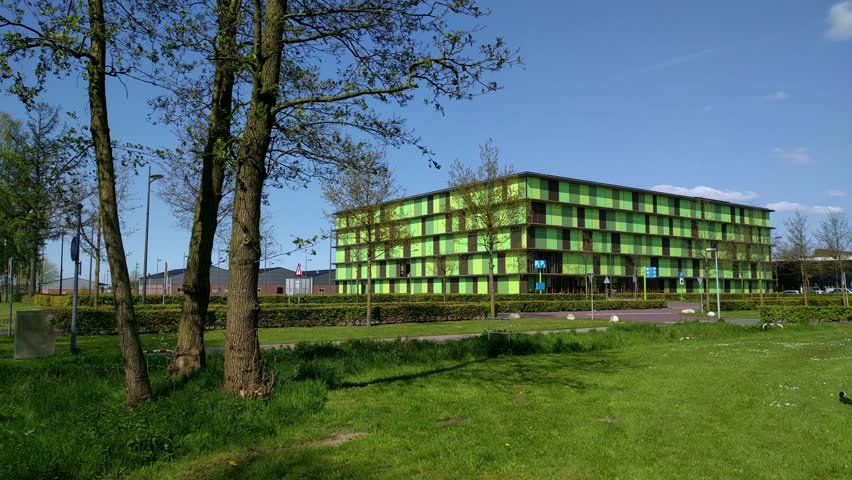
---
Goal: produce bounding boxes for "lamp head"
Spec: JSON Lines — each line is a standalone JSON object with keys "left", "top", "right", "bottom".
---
{"left": 149, "top": 174, "right": 164, "bottom": 182}
{"left": 705, "top": 247, "right": 718, "bottom": 252}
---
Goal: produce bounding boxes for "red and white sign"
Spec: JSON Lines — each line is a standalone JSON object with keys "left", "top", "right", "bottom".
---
{"left": 295, "top": 263, "right": 302, "bottom": 277}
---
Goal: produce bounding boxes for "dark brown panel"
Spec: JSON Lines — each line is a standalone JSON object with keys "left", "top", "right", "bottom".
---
{"left": 583, "top": 230, "right": 592, "bottom": 252}
{"left": 433, "top": 235, "right": 440, "bottom": 255}
{"left": 472, "top": 278, "right": 478, "bottom": 294}
{"left": 593, "top": 254, "right": 601, "bottom": 275}
{"left": 427, "top": 195, "right": 434, "bottom": 214}
{"left": 427, "top": 279, "right": 434, "bottom": 293}
{"left": 403, "top": 242, "right": 411, "bottom": 258}
{"left": 611, "top": 232, "right": 621, "bottom": 253}
{"left": 652, "top": 195, "right": 658, "bottom": 213}
{"left": 459, "top": 256, "right": 468, "bottom": 275}
{"left": 662, "top": 237, "right": 670, "bottom": 256}
{"left": 498, "top": 252, "right": 506, "bottom": 274}
{"left": 632, "top": 192, "right": 640, "bottom": 211}
{"left": 691, "top": 220, "right": 699, "bottom": 239}
{"left": 645, "top": 214, "right": 650, "bottom": 234}
{"left": 527, "top": 226, "right": 536, "bottom": 249}
{"left": 511, "top": 227, "right": 522, "bottom": 249}
{"left": 561, "top": 228, "right": 571, "bottom": 251}
{"left": 548, "top": 179, "right": 559, "bottom": 201}
{"left": 577, "top": 207, "right": 585, "bottom": 228}
{"left": 468, "top": 233, "right": 477, "bottom": 253}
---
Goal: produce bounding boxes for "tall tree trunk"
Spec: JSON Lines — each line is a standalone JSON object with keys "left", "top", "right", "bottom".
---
{"left": 801, "top": 262, "right": 809, "bottom": 306}
{"left": 169, "top": 0, "right": 240, "bottom": 380}
{"left": 88, "top": 0, "right": 151, "bottom": 408}
{"left": 221, "top": 0, "right": 286, "bottom": 395}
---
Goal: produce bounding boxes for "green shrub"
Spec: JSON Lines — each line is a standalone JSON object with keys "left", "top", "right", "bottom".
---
{"left": 758, "top": 305, "right": 852, "bottom": 323}
{"left": 48, "top": 297, "right": 667, "bottom": 335}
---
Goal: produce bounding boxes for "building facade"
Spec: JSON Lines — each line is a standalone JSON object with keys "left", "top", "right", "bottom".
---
{"left": 334, "top": 172, "right": 774, "bottom": 295}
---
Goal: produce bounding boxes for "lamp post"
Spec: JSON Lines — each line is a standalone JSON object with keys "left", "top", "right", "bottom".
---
{"left": 706, "top": 247, "right": 721, "bottom": 321}
{"left": 142, "top": 166, "right": 164, "bottom": 304}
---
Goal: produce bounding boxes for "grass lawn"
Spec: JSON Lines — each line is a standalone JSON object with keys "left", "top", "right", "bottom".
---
{"left": 2, "top": 322, "right": 852, "bottom": 479}
{"left": 0, "top": 316, "right": 614, "bottom": 355}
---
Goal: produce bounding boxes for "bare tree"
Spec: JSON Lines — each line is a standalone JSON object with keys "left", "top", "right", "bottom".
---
{"left": 781, "top": 211, "right": 814, "bottom": 305}
{"left": 815, "top": 211, "right": 852, "bottom": 288}
{"left": 448, "top": 139, "right": 526, "bottom": 317}
{"left": 428, "top": 254, "right": 458, "bottom": 303}
{"left": 324, "top": 149, "right": 406, "bottom": 326}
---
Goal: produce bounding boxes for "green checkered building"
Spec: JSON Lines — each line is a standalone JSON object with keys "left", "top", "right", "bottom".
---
{"left": 334, "top": 172, "right": 774, "bottom": 295}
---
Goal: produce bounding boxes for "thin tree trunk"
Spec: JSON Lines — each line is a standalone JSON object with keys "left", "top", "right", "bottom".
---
{"left": 88, "top": 0, "right": 151, "bottom": 408}
{"left": 29, "top": 245, "right": 37, "bottom": 297}
{"left": 801, "top": 262, "right": 809, "bottom": 306}
{"left": 366, "top": 255, "right": 372, "bottom": 326}
{"left": 221, "top": 0, "right": 286, "bottom": 396}
{"left": 169, "top": 0, "right": 240, "bottom": 380}
{"left": 488, "top": 251, "right": 496, "bottom": 318}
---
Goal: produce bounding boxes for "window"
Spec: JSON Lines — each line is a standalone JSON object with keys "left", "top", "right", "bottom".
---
{"left": 578, "top": 207, "right": 585, "bottom": 228}
{"left": 532, "top": 201, "right": 546, "bottom": 224}
{"left": 599, "top": 209, "right": 607, "bottom": 230}
{"left": 548, "top": 179, "right": 559, "bottom": 201}
{"left": 632, "top": 192, "right": 640, "bottom": 211}
{"left": 319, "top": 288, "right": 325, "bottom": 293}
{"left": 611, "top": 232, "right": 621, "bottom": 253}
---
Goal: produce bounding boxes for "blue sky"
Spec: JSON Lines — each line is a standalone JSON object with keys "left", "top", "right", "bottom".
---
{"left": 6, "top": 0, "right": 852, "bottom": 282}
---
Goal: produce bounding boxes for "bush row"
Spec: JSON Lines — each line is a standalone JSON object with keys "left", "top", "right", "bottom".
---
{"left": 47, "top": 298, "right": 667, "bottom": 335}
{"left": 758, "top": 305, "right": 852, "bottom": 323}
{"left": 30, "top": 292, "right": 636, "bottom": 307}
{"left": 711, "top": 297, "right": 849, "bottom": 311}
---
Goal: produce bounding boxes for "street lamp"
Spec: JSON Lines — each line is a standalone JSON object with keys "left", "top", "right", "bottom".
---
{"left": 142, "top": 166, "right": 164, "bottom": 305}
{"left": 706, "top": 247, "right": 721, "bottom": 321}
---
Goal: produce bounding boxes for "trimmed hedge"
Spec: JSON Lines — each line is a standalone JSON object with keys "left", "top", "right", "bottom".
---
{"left": 758, "top": 306, "right": 852, "bottom": 323}
{"left": 31, "top": 292, "right": 624, "bottom": 308}
{"left": 48, "top": 298, "right": 668, "bottom": 335}
{"left": 714, "top": 297, "right": 848, "bottom": 311}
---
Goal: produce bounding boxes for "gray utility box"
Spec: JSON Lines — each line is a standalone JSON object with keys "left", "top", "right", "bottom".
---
{"left": 14, "top": 311, "right": 58, "bottom": 359}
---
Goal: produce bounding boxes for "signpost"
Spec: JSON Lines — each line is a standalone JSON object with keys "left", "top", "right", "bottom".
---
{"left": 588, "top": 273, "right": 595, "bottom": 319}
{"left": 644, "top": 266, "right": 657, "bottom": 301}
{"left": 534, "top": 260, "right": 546, "bottom": 293}
{"left": 697, "top": 277, "right": 704, "bottom": 313}
{"left": 71, "top": 203, "right": 82, "bottom": 353}
{"left": 604, "top": 276, "right": 610, "bottom": 300}
{"left": 678, "top": 271, "right": 684, "bottom": 300}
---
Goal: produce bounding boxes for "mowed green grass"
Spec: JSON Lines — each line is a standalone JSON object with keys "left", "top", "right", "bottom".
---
{"left": 1, "top": 316, "right": 613, "bottom": 355}
{"left": 2, "top": 322, "right": 851, "bottom": 479}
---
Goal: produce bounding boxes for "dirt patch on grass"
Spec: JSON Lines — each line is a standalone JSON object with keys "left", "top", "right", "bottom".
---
{"left": 437, "top": 415, "right": 469, "bottom": 426}
{"left": 306, "top": 431, "right": 369, "bottom": 447}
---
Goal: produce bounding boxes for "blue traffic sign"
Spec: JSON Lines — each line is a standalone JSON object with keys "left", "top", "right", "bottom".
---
{"left": 645, "top": 267, "right": 657, "bottom": 279}
{"left": 679, "top": 271, "right": 684, "bottom": 279}
{"left": 534, "top": 260, "right": 547, "bottom": 270}
{"left": 535, "top": 282, "right": 546, "bottom": 291}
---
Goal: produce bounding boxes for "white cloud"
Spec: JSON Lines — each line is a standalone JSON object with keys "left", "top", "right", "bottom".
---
{"left": 772, "top": 147, "right": 813, "bottom": 165}
{"left": 650, "top": 185, "right": 759, "bottom": 203}
{"left": 827, "top": 189, "right": 847, "bottom": 197}
{"left": 765, "top": 201, "right": 845, "bottom": 214}
{"left": 762, "top": 91, "right": 788, "bottom": 102}
{"left": 827, "top": 1, "right": 852, "bottom": 41}
{"left": 765, "top": 201, "right": 808, "bottom": 212}
{"left": 812, "top": 205, "right": 846, "bottom": 214}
